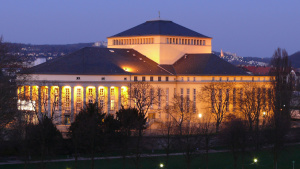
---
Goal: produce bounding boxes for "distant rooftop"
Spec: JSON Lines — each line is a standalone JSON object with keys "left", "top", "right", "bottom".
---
{"left": 109, "top": 20, "right": 211, "bottom": 38}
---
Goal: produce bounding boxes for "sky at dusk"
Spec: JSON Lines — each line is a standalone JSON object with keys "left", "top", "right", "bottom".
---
{"left": 1, "top": 0, "right": 300, "bottom": 58}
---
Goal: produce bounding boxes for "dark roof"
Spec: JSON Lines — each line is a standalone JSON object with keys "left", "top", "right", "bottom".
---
{"left": 172, "top": 54, "right": 248, "bottom": 75}
{"left": 27, "top": 48, "right": 247, "bottom": 76}
{"left": 28, "top": 47, "right": 172, "bottom": 75}
{"left": 109, "top": 20, "right": 210, "bottom": 38}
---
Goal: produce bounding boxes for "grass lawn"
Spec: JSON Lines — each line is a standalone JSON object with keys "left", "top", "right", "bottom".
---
{"left": 2, "top": 145, "right": 300, "bottom": 169}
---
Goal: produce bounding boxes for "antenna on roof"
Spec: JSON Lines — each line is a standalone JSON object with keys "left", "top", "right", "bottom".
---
{"left": 158, "top": 11, "right": 160, "bottom": 19}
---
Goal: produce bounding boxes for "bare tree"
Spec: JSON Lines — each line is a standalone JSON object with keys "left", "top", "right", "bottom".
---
{"left": 199, "top": 82, "right": 232, "bottom": 132}
{"left": 167, "top": 95, "right": 201, "bottom": 169}
{"left": 128, "top": 81, "right": 162, "bottom": 169}
{"left": 266, "top": 48, "right": 292, "bottom": 169}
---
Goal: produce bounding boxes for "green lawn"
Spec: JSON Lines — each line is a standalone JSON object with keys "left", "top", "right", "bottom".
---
{"left": 2, "top": 145, "right": 300, "bottom": 169}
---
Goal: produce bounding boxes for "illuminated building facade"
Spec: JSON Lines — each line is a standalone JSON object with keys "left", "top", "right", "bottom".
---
{"left": 17, "top": 19, "right": 271, "bottom": 133}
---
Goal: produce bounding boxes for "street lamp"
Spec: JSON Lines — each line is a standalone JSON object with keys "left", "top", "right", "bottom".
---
{"left": 198, "top": 113, "right": 202, "bottom": 118}
{"left": 159, "top": 163, "right": 164, "bottom": 168}
{"left": 254, "top": 158, "right": 258, "bottom": 163}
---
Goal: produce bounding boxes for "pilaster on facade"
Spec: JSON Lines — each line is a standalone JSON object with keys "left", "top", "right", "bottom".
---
{"left": 70, "top": 86, "right": 74, "bottom": 122}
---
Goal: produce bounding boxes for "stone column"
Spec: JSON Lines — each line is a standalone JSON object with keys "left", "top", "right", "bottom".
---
{"left": 95, "top": 86, "right": 99, "bottom": 105}
{"left": 107, "top": 86, "right": 110, "bottom": 114}
{"left": 71, "top": 86, "right": 74, "bottom": 122}
{"left": 59, "top": 86, "right": 62, "bottom": 124}
{"left": 118, "top": 86, "right": 122, "bottom": 110}
{"left": 30, "top": 86, "right": 33, "bottom": 102}
{"left": 24, "top": 86, "right": 27, "bottom": 100}
{"left": 38, "top": 86, "right": 42, "bottom": 117}
{"left": 47, "top": 86, "right": 51, "bottom": 118}
{"left": 83, "top": 87, "right": 86, "bottom": 106}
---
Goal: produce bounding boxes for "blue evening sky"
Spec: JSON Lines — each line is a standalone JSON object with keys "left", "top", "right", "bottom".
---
{"left": 1, "top": 0, "right": 299, "bottom": 58}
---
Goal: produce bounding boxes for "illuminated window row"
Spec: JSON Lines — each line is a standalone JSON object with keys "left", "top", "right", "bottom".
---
{"left": 166, "top": 37, "right": 206, "bottom": 46}
{"left": 113, "top": 38, "right": 154, "bottom": 45}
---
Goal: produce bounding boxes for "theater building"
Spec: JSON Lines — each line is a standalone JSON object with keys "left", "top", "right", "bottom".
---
{"left": 17, "top": 19, "right": 271, "bottom": 133}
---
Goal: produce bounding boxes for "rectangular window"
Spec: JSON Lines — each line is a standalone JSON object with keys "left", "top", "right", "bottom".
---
{"left": 88, "top": 88, "right": 93, "bottom": 103}
{"left": 65, "top": 88, "right": 70, "bottom": 109}
{"left": 187, "top": 88, "right": 190, "bottom": 112}
{"left": 76, "top": 88, "right": 82, "bottom": 111}
{"left": 193, "top": 89, "right": 196, "bottom": 113}
{"left": 166, "top": 77, "right": 169, "bottom": 81}
{"left": 134, "top": 76, "right": 138, "bottom": 81}
{"left": 142, "top": 76, "right": 146, "bottom": 81}
{"left": 111, "top": 88, "right": 115, "bottom": 96}
{"left": 101, "top": 77, "right": 105, "bottom": 81}
{"left": 233, "top": 88, "right": 236, "bottom": 112}
{"left": 226, "top": 89, "right": 229, "bottom": 112}
{"left": 166, "top": 88, "right": 169, "bottom": 108}
{"left": 150, "top": 76, "right": 153, "bottom": 81}
{"left": 158, "top": 89, "right": 161, "bottom": 109}
{"left": 111, "top": 100, "right": 115, "bottom": 110}
{"left": 180, "top": 88, "right": 184, "bottom": 110}
{"left": 203, "top": 40, "right": 206, "bottom": 45}
{"left": 158, "top": 77, "right": 161, "bottom": 81}
{"left": 187, "top": 77, "right": 190, "bottom": 81}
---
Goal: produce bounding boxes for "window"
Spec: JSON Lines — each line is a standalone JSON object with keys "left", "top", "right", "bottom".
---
{"left": 111, "top": 88, "right": 115, "bottom": 96}
{"left": 76, "top": 88, "right": 82, "bottom": 111}
{"left": 111, "top": 100, "right": 115, "bottom": 110}
{"left": 76, "top": 77, "right": 80, "bottom": 80}
{"left": 227, "top": 77, "right": 229, "bottom": 81}
{"left": 203, "top": 40, "right": 206, "bottom": 45}
{"left": 166, "top": 88, "right": 169, "bottom": 108}
{"left": 150, "top": 76, "right": 153, "bottom": 81}
{"left": 65, "top": 88, "right": 70, "bottom": 109}
{"left": 158, "top": 77, "right": 161, "bottom": 81}
{"left": 219, "top": 77, "right": 222, "bottom": 81}
{"left": 124, "top": 77, "right": 127, "bottom": 81}
{"left": 187, "top": 77, "right": 190, "bottom": 81}
{"left": 193, "top": 77, "right": 196, "bottom": 82}
{"left": 193, "top": 89, "right": 196, "bottom": 113}
{"left": 101, "top": 77, "right": 105, "bottom": 81}
{"left": 166, "top": 77, "right": 169, "bottom": 81}
{"left": 226, "top": 89, "right": 229, "bottom": 112}
{"left": 158, "top": 89, "right": 161, "bottom": 109}
{"left": 233, "top": 88, "right": 236, "bottom": 111}
{"left": 180, "top": 88, "right": 184, "bottom": 110}
{"left": 150, "top": 88, "right": 154, "bottom": 109}
{"left": 88, "top": 88, "right": 93, "bottom": 103}
{"left": 187, "top": 88, "right": 190, "bottom": 112}
{"left": 142, "top": 76, "right": 146, "bottom": 81}
{"left": 100, "top": 88, "right": 104, "bottom": 96}
{"left": 212, "top": 77, "right": 215, "bottom": 81}
{"left": 134, "top": 76, "right": 138, "bottom": 81}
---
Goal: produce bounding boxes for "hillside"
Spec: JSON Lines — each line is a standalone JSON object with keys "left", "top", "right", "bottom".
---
{"left": 289, "top": 51, "right": 300, "bottom": 68}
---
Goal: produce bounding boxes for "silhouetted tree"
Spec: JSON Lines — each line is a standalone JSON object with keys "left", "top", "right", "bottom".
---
{"left": 267, "top": 48, "right": 292, "bottom": 169}
{"left": 26, "top": 115, "right": 63, "bottom": 169}
{"left": 69, "top": 102, "right": 105, "bottom": 169}
{"left": 221, "top": 117, "right": 247, "bottom": 169}
{"left": 116, "top": 106, "right": 146, "bottom": 169}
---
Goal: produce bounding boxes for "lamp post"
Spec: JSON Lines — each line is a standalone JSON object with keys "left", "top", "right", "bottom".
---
{"left": 254, "top": 158, "right": 258, "bottom": 169}
{"left": 293, "top": 161, "right": 295, "bottom": 169}
{"left": 159, "top": 163, "right": 164, "bottom": 168}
